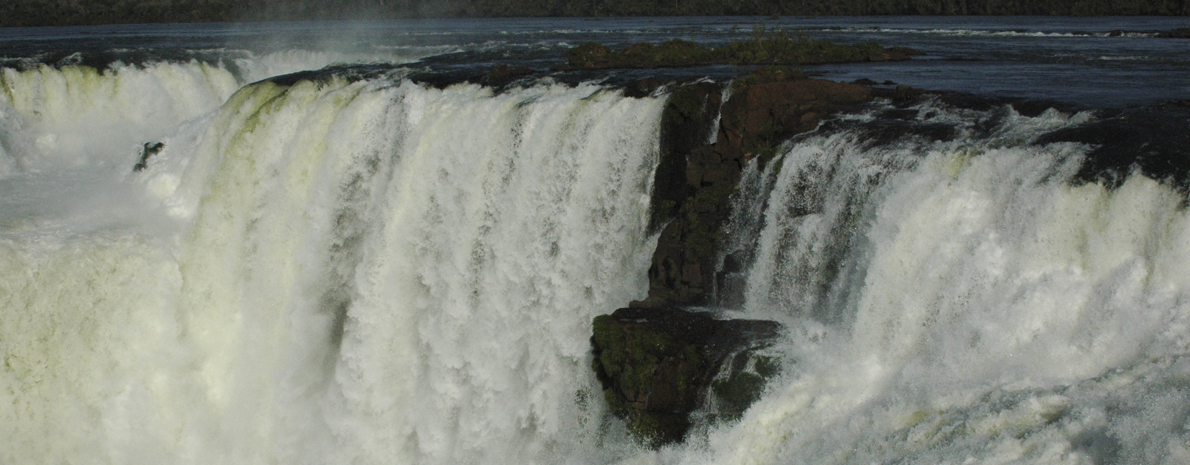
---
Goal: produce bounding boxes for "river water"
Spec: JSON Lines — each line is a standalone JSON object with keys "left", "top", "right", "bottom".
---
{"left": 1, "top": 16, "right": 1188, "bottom": 465}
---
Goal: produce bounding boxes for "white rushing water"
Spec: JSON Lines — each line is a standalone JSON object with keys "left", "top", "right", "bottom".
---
{"left": 0, "top": 62, "right": 662, "bottom": 464}
{"left": 3, "top": 59, "right": 1190, "bottom": 465}
{"left": 668, "top": 104, "right": 1190, "bottom": 465}
{"left": 0, "top": 48, "right": 432, "bottom": 174}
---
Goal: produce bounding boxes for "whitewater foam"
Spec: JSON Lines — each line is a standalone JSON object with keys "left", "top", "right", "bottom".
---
{"left": 0, "top": 62, "right": 238, "bottom": 170}
{"left": 0, "top": 71, "right": 664, "bottom": 464}
{"left": 666, "top": 106, "right": 1190, "bottom": 465}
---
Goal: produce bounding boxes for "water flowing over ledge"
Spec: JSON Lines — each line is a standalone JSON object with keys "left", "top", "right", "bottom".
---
{"left": 1, "top": 71, "right": 663, "bottom": 464}
{"left": 2, "top": 56, "right": 1190, "bottom": 465}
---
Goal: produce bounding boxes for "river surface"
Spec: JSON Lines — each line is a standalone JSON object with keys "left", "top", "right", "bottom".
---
{"left": 1, "top": 16, "right": 1187, "bottom": 105}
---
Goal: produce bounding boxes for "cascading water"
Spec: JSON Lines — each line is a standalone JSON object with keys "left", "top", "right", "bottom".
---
{"left": 673, "top": 102, "right": 1190, "bottom": 465}
{"left": 2, "top": 40, "right": 1190, "bottom": 465}
{"left": 0, "top": 47, "right": 432, "bottom": 172}
{"left": 1, "top": 64, "right": 663, "bottom": 464}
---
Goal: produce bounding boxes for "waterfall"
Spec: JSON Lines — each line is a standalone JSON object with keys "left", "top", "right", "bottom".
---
{"left": 0, "top": 69, "right": 664, "bottom": 464}
{"left": 678, "top": 102, "right": 1190, "bottom": 465}
{"left": 3, "top": 57, "right": 1190, "bottom": 465}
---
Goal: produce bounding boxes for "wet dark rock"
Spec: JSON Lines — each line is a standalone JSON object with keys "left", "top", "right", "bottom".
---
{"left": 859, "top": 120, "right": 957, "bottom": 146}
{"left": 650, "top": 81, "right": 722, "bottom": 233}
{"left": 567, "top": 42, "right": 614, "bottom": 69}
{"left": 621, "top": 78, "right": 675, "bottom": 99}
{"left": 881, "top": 108, "right": 922, "bottom": 120}
{"left": 1157, "top": 28, "right": 1190, "bottom": 38}
{"left": 714, "top": 252, "right": 750, "bottom": 309}
{"left": 640, "top": 70, "right": 874, "bottom": 307}
{"left": 729, "top": 65, "right": 806, "bottom": 88}
{"left": 721, "top": 77, "right": 874, "bottom": 151}
{"left": 484, "top": 64, "right": 533, "bottom": 84}
{"left": 871, "top": 84, "right": 925, "bottom": 105}
{"left": 1039, "top": 103, "right": 1190, "bottom": 191}
{"left": 719, "top": 252, "right": 747, "bottom": 275}
{"left": 591, "top": 307, "right": 782, "bottom": 446}
{"left": 132, "top": 141, "right": 164, "bottom": 172}
{"left": 710, "top": 350, "right": 782, "bottom": 421}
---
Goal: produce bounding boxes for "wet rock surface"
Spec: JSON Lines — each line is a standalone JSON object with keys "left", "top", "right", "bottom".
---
{"left": 1038, "top": 103, "right": 1190, "bottom": 191}
{"left": 1157, "top": 28, "right": 1190, "bottom": 38}
{"left": 590, "top": 307, "right": 782, "bottom": 446}
{"left": 642, "top": 70, "right": 876, "bottom": 308}
{"left": 132, "top": 141, "right": 165, "bottom": 172}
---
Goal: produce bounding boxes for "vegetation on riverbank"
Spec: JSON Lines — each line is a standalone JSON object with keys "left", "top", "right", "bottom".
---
{"left": 0, "top": 0, "right": 1186, "bottom": 28}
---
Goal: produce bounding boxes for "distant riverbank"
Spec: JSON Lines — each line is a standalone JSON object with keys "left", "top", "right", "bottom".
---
{"left": 1, "top": 0, "right": 1186, "bottom": 28}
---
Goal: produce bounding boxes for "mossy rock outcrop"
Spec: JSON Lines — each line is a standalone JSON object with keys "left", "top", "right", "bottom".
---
{"left": 591, "top": 307, "right": 782, "bottom": 446}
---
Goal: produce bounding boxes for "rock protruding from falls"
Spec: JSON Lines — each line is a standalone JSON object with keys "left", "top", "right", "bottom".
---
{"left": 643, "top": 70, "right": 876, "bottom": 307}
{"left": 591, "top": 307, "right": 782, "bottom": 446}
{"left": 133, "top": 141, "right": 164, "bottom": 172}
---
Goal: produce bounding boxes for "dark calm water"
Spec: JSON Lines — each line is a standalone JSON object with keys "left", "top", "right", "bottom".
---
{"left": 1, "top": 16, "right": 1187, "bottom": 107}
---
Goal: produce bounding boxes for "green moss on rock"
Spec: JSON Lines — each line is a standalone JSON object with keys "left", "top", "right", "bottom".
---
{"left": 590, "top": 307, "right": 781, "bottom": 447}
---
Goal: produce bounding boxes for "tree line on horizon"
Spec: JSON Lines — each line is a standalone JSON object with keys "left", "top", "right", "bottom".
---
{"left": 0, "top": 0, "right": 1186, "bottom": 28}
